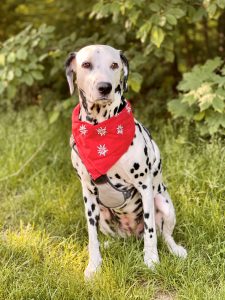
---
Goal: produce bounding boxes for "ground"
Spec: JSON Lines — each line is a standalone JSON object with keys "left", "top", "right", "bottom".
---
{"left": 0, "top": 107, "right": 224, "bottom": 300}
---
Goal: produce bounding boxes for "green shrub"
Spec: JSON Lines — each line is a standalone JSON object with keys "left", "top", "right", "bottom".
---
{"left": 0, "top": 24, "right": 54, "bottom": 108}
{"left": 168, "top": 57, "right": 225, "bottom": 136}
{"left": 1, "top": 0, "right": 225, "bottom": 131}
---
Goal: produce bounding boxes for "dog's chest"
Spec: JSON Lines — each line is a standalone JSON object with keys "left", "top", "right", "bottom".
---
{"left": 97, "top": 174, "right": 144, "bottom": 236}
{"left": 94, "top": 150, "right": 147, "bottom": 236}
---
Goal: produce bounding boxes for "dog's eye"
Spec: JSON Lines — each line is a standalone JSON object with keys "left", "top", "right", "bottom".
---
{"left": 82, "top": 62, "right": 92, "bottom": 69}
{"left": 110, "top": 62, "right": 119, "bottom": 70}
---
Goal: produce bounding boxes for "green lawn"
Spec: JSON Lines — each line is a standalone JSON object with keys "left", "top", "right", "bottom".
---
{"left": 0, "top": 108, "right": 224, "bottom": 300}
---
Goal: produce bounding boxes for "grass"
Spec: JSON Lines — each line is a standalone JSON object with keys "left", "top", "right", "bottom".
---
{"left": 0, "top": 107, "right": 224, "bottom": 300}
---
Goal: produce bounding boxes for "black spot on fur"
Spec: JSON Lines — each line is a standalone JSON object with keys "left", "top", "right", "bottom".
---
{"left": 130, "top": 168, "right": 134, "bottom": 174}
{"left": 133, "top": 203, "right": 143, "bottom": 213}
{"left": 114, "top": 215, "right": 120, "bottom": 221}
{"left": 162, "top": 183, "right": 167, "bottom": 191}
{"left": 134, "top": 174, "right": 139, "bottom": 179}
{"left": 115, "top": 84, "right": 121, "bottom": 94}
{"left": 96, "top": 105, "right": 100, "bottom": 114}
{"left": 113, "top": 106, "right": 118, "bottom": 115}
{"left": 84, "top": 197, "right": 87, "bottom": 203}
{"left": 89, "top": 218, "right": 95, "bottom": 226}
{"left": 140, "top": 173, "right": 144, "bottom": 177}
{"left": 88, "top": 210, "right": 92, "bottom": 217}
{"left": 88, "top": 188, "right": 93, "bottom": 195}
{"left": 158, "top": 159, "right": 161, "bottom": 170}
{"left": 135, "top": 122, "right": 142, "bottom": 133}
{"left": 115, "top": 173, "right": 121, "bottom": 179}
{"left": 115, "top": 183, "right": 123, "bottom": 188}
{"left": 139, "top": 181, "right": 142, "bottom": 185}
{"left": 149, "top": 228, "right": 154, "bottom": 233}
{"left": 142, "top": 185, "right": 147, "bottom": 189}
{"left": 143, "top": 125, "right": 152, "bottom": 140}
{"left": 144, "top": 146, "right": 148, "bottom": 156}
{"left": 136, "top": 211, "right": 143, "bottom": 220}
{"left": 131, "top": 188, "right": 137, "bottom": 198}
{"left": 79, "top": 89, "right": 88, "bottom": 113}
{"left": 103, "top": 110, "right": 107, "bottom": 117}
{"left": 158, "top": 184, "right": 161, "bottom": 193}
{"left": 133, "top": 163, "right": 140, "bottom": 170}
{"left": 86, "top": 115, "right": 93, "bottom": 122}
{"left": 120, "top": 202, "right": 127, "bottom": 209}
{"left": 117, "top": 98, "right": 126, "bottom": 113}
{"left": 153, "top": 170, "right": 158, "bottom": 177}
{"left": 166, "top": 199, "right": 169, "bottom": 203}
{"left": 150, "top": 234, "right": 153, "bottom": 238}
{"left": 135, "top": 198, "right": 142, "bottom": 205}
{"left": 95, "top": 215, "right": 100, "bottom": 225}
{"left": 145, "top": 168, "right": 148, "bottom": 173}
{"left": 144, "top": 221, "right": 148, "bottom": 229}
{"left": 144, "top": 213, "right": 149, "bottom": 218}
{"left": 91, "top": 204, "right": 96, "bottom": 211}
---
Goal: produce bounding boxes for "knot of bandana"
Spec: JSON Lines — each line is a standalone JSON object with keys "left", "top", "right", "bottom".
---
{"left": 72, "top": 101, "right": 135, "bottom": 180}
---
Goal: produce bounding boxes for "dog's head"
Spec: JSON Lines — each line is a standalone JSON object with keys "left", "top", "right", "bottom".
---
{"left": 65, "top": 45, "right": 129, "bottom": 105}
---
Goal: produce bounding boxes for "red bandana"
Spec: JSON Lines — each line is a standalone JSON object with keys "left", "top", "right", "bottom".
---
{"left": 72, "top": 102, "right": 135, "bottom": 180}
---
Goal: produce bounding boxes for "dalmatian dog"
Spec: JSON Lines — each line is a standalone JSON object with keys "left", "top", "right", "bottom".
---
{"left": 65, "top": 45, "right": 187, "bottom": 279}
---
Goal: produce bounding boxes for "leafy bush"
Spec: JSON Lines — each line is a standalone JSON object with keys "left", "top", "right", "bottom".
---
{"left": 1, "top": 0, "right": 225, "bottom": 133}
{"left": 90, "top": 0, "right": 225, "bottom": 116}
{"left": 0, "top": 24, "right": 54, "bottom": 108}
{"left": 168, "top": 57, "right": 225, "bottom": 136}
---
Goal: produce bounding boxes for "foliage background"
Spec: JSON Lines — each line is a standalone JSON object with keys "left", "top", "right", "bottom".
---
{"left": 0, "top": 1, "right": 225, "bottom": 299}
{"left": 0, "top": 0, "right": 225, "bottom": 135}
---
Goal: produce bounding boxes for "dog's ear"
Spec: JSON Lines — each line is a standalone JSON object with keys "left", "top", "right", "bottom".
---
{"left": 65, "top": 52, "right": 76, "bottom": 95}
{"left": 120, "top": 51, "right": 129, "bottom": 93}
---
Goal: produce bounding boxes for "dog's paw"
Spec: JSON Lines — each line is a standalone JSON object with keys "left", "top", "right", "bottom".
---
{"left": 170, "top": 244, "right": 187, "bottom": 259}
{"left": 144, "top": 252, "right": 160, "bottom": 270}
{"left": 84, "top": 260, "right": 102, "bottom": 280}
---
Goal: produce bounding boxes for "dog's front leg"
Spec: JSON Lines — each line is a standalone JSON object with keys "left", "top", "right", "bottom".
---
{"left": 138, "top": 178, "right": 159, "bottom": 269}
{"left": 82, "top": 185, "right": 102, "bottom": 279}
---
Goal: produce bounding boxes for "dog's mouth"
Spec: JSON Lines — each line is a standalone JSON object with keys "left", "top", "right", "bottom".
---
{"left": 95, "top": 97, "right": 112, "bottom": 103}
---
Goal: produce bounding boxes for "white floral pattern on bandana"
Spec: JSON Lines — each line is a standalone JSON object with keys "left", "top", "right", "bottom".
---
{"left": 97, "top": 144, "right": 108, "bottom": 156}
{"left": 117, "top": 125, "right": 124, "bottom": 135}
{"left": 79, "top": 124, "right": 88, "bottom": 135}
{"left": 126, "top": 105, "right": 131, "bottom": 113}
{"left": 97, "top": 126, "right": 107, "bottom": 136}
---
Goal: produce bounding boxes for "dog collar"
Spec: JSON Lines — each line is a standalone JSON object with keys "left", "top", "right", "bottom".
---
{"left": 72, "top": 101, "right": 135, "bottom": 180}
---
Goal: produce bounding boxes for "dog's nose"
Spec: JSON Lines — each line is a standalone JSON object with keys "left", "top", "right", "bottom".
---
{"left": 97, "top": 82, "right": 112, "bottom": 96}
